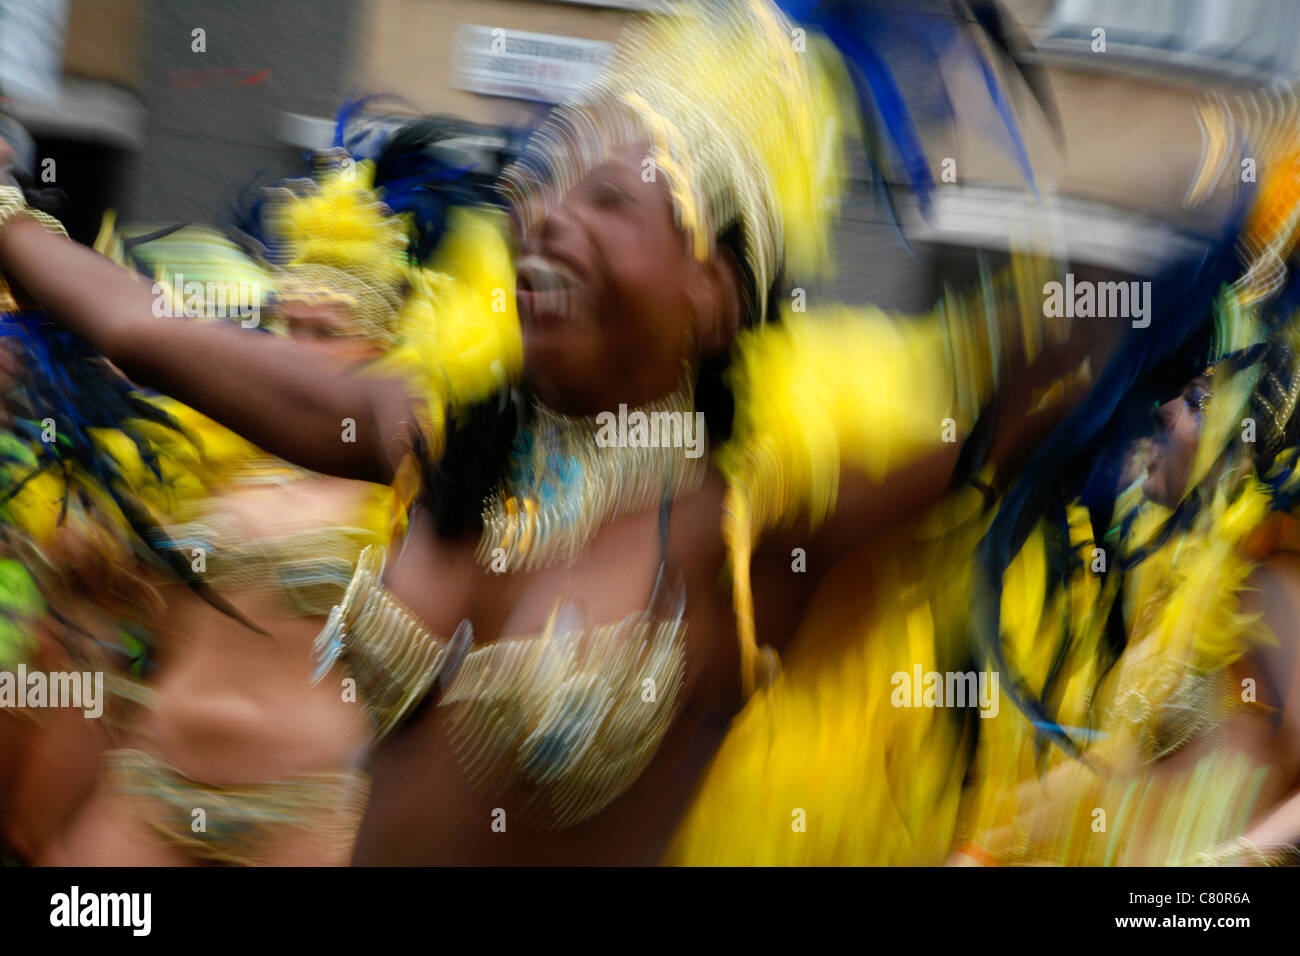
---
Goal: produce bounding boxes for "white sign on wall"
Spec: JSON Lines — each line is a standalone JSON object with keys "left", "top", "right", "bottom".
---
{"left": 0, "top": 0, "right": 68, "bottom": 107}
{"left": 452, "top": 25, "right": 614, "bottom": 105}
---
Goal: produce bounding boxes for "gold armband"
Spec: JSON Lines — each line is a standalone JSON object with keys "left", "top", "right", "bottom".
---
{"left": 0, "top": 184, "right": 68, "bottom": 241}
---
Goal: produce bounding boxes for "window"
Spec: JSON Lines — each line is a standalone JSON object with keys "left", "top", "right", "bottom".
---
{"left": 1040, "top": 0, "right": 1300, "bottom": 80}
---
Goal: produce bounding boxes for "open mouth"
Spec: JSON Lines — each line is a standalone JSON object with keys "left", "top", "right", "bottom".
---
{"left": 516, "top": 254, "right": 586, "bottom": 329}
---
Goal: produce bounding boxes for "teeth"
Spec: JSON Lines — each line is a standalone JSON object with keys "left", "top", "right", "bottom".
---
{"left": 518, "top": 254, "right": 584, "bottom": 324}
{"left": 517, "top": 254, "right": 580, "bottom": 293}
{"left": 532, "top": 287, "right": 576, "bottom": 321}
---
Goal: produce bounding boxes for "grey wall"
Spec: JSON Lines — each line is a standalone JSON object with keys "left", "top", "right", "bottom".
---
{"left": 811, "top": 188, "right": 941, "bottom": 313}
{"left": 122, "top": 0, "right": 362, "bottom": 224}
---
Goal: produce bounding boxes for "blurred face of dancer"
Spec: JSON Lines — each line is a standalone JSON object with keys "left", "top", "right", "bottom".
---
{"left": 512, "top": 143, "right": 743, "bottom": 415}
{"left": 1143, "top": 374, "right": 1210, "bottom": 507}
{"left": 279, "top": 299, "right": 383, "bottom": 363}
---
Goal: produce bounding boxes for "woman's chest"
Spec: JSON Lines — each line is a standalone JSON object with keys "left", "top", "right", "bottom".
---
{"left": 385, "top": 480, "right": 729, "bottom": 651}
{"left": 352, "top": 480, "right": 738, "bottom": 829}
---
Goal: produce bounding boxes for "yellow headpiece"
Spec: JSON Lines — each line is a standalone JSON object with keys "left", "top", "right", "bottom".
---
{"left": 266, "top": 154, "right": 410, "bottom": 345}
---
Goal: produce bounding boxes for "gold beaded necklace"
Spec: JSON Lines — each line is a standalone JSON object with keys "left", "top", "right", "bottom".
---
{"left": 476, "top": 384, "right": 707, "bottom": 574}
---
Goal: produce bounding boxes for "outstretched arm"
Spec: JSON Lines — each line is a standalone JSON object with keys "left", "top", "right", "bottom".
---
{"left": 1222, "top": 554, "right": 1300, "bottom": 864}
{"left": 0, "top": 211, "right": 412, "bottom": 485}
{"left": 753, "top": 300, "right": 1117, "bottom": 577}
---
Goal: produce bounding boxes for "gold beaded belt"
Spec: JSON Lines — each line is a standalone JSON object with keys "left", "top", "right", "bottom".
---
{"left": 106, "top": 748, "right": 368, "bottom": 866}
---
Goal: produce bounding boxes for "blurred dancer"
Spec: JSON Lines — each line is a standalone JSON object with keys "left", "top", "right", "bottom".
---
{"left": 0, "top": 349, "right": 116, "bottom": 863}
{"left": 1, "top": 228, "right": 197, "bottom": 862}
{"left": 1, "top": 0, "right": 1067, "bottom": 864}
{"left": 954, "top": 88, "right": 1300, "bottom": 866}
{"left": 0, "top": 149, "right": 202, "bottom": 863}
{"left": 36, "top": 154, "right": 480, "bottom": 865}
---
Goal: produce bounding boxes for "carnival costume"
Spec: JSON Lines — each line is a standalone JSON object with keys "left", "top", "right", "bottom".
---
{"left": 0, "top": 195, "right": 217, "bottom": 719}
{"left": 307, "top": 0, "right": 1067, "bottom": 843}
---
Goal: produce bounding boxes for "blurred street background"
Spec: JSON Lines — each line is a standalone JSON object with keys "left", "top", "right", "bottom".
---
{"left": 2, "top": 0, "right": 1296, "bottom": 310}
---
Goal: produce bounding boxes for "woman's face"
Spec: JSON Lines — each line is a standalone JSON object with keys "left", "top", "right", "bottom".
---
{"left": 512, "top": 144, "right": 740, "bottom": 415}
{"left": 278, "top": 298, "right": 382, "bottom": 363}
{"left": 1143, "top": 374, "right": 1211, "bottom": 506}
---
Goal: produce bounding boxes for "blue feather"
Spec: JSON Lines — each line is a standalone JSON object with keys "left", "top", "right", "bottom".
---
{"left": 774, "top": 0, "right": 1052, "bottom": 222}
{"left": 823, "top": 14, "right": 938, "bottom": 214}
{"left": 957, "top": 31, "right": 1040, "bottom": 198}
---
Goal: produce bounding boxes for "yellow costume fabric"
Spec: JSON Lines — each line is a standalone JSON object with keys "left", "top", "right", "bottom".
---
{"left": 667, "top": 254, "right": 1060, "bottom": 863}
{"left": 954, "top": 478, "right": 1277, "bottom": 865}
{"left": 668, "top": 483, "right": 990, "bottom": 865}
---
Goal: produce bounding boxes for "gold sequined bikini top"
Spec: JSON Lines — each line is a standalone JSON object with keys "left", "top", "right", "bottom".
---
{"left": 1099, "top": 654, "right": 1238, "bottom": 763}
{"left": 168, "top": 514, "right": 379, "bottom": 616}
{"left": 165, "top": 463, "right": 386, "bottom": 616}
{"left": 313, "top": 540, "right": 688, "bottom": 829}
